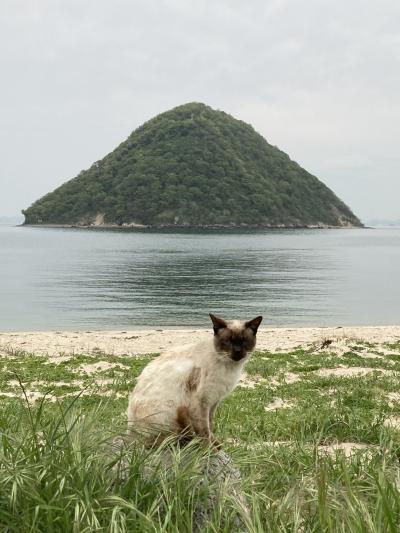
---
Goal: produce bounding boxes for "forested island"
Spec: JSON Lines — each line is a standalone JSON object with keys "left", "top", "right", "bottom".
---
{"left": 22, "top": 102, "right": 362, "bottom": 228}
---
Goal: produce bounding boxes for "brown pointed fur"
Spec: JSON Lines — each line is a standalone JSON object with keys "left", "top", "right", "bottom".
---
{"left": 127, "top": 314, "right": 262, "bottom": 446}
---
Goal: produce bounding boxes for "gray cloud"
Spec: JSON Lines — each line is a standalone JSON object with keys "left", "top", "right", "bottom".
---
{"left": 1, "top": 0, "right": 399, "bottom": 221}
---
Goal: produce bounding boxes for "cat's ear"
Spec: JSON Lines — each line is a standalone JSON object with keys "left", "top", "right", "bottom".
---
{"left": 209, "top": 313, "right": 227, "bottom": 334}
{"left": 245, "top": 316, "right": 263, "bottom": 334}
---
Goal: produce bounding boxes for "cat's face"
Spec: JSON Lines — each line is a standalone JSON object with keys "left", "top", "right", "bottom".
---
{"left": 210, "top": 314, "right": 263, "bottom": 361}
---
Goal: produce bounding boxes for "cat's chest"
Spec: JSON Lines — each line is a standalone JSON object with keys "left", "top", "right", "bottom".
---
{"left": 201, "top": 364, "right": 242, "bottom": 403}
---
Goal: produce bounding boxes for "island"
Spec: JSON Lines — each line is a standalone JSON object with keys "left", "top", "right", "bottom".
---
{"left": 22, "top": 102, "right": 362, "bottom": 229}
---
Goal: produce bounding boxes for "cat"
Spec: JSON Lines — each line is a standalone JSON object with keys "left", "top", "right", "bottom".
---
{"left": 127, "top": 313, "right": 262, "bottom": 446}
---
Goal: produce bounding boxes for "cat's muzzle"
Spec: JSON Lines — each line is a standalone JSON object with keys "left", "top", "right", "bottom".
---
{"left": 231, "top": 351, "right": 246, "bottom": 361}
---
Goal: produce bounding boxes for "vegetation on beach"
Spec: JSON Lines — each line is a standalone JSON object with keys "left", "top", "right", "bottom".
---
{"left": 2, "top": 341, "right": 400, "bottom": 530}
{"left": 22, "top": 102, "right": 362, "bottom": 228}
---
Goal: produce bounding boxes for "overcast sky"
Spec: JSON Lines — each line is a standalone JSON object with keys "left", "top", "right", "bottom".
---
{"left": 1, "top": 0, "right": 399, "bottom": 222}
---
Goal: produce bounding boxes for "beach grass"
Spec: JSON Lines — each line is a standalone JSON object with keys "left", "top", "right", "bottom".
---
{"left": 1, "top": 339, "right": 400, "bottom": 531}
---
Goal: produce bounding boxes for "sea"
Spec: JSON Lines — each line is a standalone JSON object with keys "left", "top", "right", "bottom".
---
{"left": 0, "top": 224, "right": 399, "bottom": 330}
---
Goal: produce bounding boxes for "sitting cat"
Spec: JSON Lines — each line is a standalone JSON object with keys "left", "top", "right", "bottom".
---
{"left": 127, "top": 313, "right": 262, "bottom": 446}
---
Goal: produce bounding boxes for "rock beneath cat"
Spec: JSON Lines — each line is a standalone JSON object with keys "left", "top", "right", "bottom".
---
{"left": 192, "top": 448, "right": 248, "bottom": 532}
{"left": 109, "top": 436, "right": 248, "bottom": 531}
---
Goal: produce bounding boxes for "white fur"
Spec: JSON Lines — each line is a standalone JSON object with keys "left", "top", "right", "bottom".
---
{"left": 127, "top": 338, "right": 249, "bottom": 435}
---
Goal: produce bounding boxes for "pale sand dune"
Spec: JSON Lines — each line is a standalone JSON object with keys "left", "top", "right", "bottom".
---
{"left": 0, "top": 325, "right": 399, "bottom": 358}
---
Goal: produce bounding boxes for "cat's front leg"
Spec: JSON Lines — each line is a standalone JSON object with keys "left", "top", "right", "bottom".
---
{"left": 189, "top": 397, "right": 213, "bottom": 442}
{"left": 209, "top": 402, "right": 218, "bottom": 431}
{"left": 208, "top": 403, "right": 222, "bottom": 449}
{"left": 188, "top": 398, "right": 222, "bottom": 449}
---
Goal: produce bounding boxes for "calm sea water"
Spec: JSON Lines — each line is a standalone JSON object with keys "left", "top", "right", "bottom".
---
{"left": 0, "top": 225, "right": 399, "bottom": 330}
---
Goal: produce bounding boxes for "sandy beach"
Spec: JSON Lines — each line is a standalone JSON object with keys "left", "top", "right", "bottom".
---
{"left": 1, "top": 325, "right": 399, "bottom": 358}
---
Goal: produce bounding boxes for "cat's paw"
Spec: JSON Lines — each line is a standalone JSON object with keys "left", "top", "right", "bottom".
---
{"left": 210, "top": 434, "right": 222, "bottom": 450}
